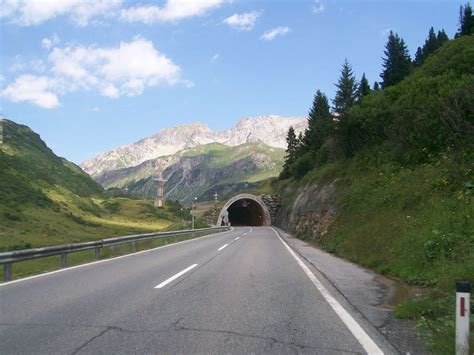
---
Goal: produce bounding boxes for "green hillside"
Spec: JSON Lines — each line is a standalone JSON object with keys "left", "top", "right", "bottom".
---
{"left": 0, "top": 119, "right": 181, "bottom": 253}
{"left": 96, "top": 141, "right": 285, "bottom": 203}
{"left": 277, "top": 36, "right": 473, "bottom": 353}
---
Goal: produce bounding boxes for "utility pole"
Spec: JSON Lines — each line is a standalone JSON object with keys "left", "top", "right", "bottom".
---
{"left": 191, "top": 197, "right": 197, "bottom": 229}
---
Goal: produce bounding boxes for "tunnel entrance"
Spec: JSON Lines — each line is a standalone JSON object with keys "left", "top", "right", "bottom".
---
{"left": 217, "top": 194, "right": 271, "bottom": 226}
{"left": 227, "top": 198, "right": 264, "bottom": 226}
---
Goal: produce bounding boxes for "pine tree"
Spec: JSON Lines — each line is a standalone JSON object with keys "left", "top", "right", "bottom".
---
{"left": 333, "top": 59, "right": 358, "bottom": 115}
{"left": 416, "top": 27, "right": 451, "bottom": 67}
{"left": 380, "top": 31, "right": 412, "bottom": 88}
{"left": 424, "top": 27, "right": 438, "bottom": 56}
{"left": 457, "top": 2, "right": 474, "bottom": 37}
{"left": 373, "top": 81, "right": 380, "bottom": 91}
{"left": 297, "top": 132, "right": 305, "bottom": 155}
{"left": 414, "top": 28, "right": 450, "bottom": 67}
{"left": 437, "top": 30, "right": 449, "bottom": 45}
{"left": 283, "top": 126, "right": 298, "bottom": 168}
{"left": 358, "top": 73, "right": 371, "bottom": 101}
{"left": 305, "top": 90, "right": 333, "bottom": 151}
{"left": 414, "top": 47, "right": 424, "bottom": 67}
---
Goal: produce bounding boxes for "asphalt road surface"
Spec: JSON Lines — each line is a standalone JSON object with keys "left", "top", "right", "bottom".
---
{"left": 0, "top": 227, "right": 394, "bottom": 354}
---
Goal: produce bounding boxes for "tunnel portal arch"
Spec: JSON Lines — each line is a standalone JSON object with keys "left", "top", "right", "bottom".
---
{"left": 217, "top": 194, "right": 271, "bottom": 226}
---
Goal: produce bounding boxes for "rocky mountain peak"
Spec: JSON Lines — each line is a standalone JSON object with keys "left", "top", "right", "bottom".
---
{"left": 81, "top": 115, "right": 307, "bottom": 176}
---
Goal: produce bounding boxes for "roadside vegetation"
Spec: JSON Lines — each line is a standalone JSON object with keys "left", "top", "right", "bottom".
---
{"left": 278, "top": 4, "right": 474, "bottom": 353}
{"left": 0, "top": 119, "right": 197, "bottom": 279}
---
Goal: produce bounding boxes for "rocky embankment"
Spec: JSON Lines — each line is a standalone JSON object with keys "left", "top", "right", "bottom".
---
{"left": 277, "top": 180, "right": 338, "bottom": 239}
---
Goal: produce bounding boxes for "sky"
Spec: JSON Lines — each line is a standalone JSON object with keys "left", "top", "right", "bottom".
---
{"left": 0, "top": 0, "right": 461, "bottom": 164}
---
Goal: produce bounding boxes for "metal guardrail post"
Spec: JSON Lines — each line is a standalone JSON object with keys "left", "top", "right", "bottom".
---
{"left": 61, "top": 253, "right": 67, "bottom": 268}
{"left": 132, "top": 241, "right": 137, "bottom": 253}
{"left": 95, "top": 247, "right": 101, "bottom": 260}
{"left": 4, "top": 263, "right": 12, "bottom": 282}
{"left": 164, "top": 237, "right": 168, "bottom": 245}
{"left": 174, "top": 236, "right": 177, "bottom": 243}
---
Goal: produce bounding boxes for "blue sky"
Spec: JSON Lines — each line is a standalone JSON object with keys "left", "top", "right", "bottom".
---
{"left": 0, "top": 0, "right": 460, "bottom": 164}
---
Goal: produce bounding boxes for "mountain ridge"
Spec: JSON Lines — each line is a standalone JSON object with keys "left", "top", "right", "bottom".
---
{"left": 81, "top": 115, "right": 307, "bottom": 176}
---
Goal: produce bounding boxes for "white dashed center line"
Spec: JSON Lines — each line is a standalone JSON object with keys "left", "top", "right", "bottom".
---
{"left": 155, "top": 264, "right": 198, "bottom": 289}
{"left": 234, "top": 237, "right": 240, "bottom": 241}
{"left": 217, "top": 244, "right": 228, "bottom": 251}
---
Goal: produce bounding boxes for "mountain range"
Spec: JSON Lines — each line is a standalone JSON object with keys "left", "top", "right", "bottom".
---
{"left": 81, "top": 115, "right": 307, "bottom": 177}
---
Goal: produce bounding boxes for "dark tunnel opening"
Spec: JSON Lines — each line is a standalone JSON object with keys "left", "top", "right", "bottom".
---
{"left": 227, "top": 199, "right": 265, "bottom": 226}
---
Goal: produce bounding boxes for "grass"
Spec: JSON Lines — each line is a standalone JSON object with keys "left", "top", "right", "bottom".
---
{"left": 0, "top": 196, "right": 179, "bottom": 251}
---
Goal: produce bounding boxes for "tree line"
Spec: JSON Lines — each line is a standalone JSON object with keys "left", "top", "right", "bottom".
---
{"left": 281, "top": 2, "right": 474, "bottom": 179}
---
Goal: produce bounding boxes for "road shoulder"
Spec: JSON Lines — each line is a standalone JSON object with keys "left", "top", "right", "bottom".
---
{"left": 274, "top": 227, "right": 428, "bottom": 355}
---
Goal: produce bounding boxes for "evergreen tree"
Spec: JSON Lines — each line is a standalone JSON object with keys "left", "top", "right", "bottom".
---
{"left": 305, "top": 90, "right": 333, "bottom": 151}
{"left": 414, "top": 47, "right": 424, "bottom": 67}
{"left": 457, "top": 2, "right": 474, "bottom": 37}
{"left": 373, "top": 81, "right": 380, "bottom": 91}
{"left": 358, "top": 73, "right": 371, "bottom": 101}
{"left": 296, "top": 132, "right": 305, "bottom": 155}
{"left": 333, "top": 59, "right": 358, "bottom": 115}
{"left": 283, "top": 126, "right": 298, "bottom": 168}
{"left": 424, "top": 27, "right": 438, "bottom": 57}
{"left": 437, "top": 30, "right": 449, "bottom": 45}
{"left": 414, "top": 27, "right": 450, "bottom": 67}
{"left": 380, "top": 31, "right": 412, "bottom": 88}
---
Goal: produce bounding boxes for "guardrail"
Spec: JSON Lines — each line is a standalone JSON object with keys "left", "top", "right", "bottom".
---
{"left": 0, "top": 226, "right": 229, "bottom": 282}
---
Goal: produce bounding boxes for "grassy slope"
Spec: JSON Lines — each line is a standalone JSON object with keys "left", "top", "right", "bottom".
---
{"left": 277, "top": 37, "right": 473, "bottom": 353}
{"left": 0, "top": 120, "right": 179, "bottom": 252}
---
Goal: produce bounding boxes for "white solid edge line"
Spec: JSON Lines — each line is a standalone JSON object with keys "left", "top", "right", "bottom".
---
{"left": 0, "top": 228, "right": 234, "bottom": 287}
{"left": 217, "top": 244, "right": 228, "bottom": 251}
{"left": 155, "top": 264, "right": 198, "bottom": 289}
{"left": 270, "top": 228, "right": 384, "bottom": 355}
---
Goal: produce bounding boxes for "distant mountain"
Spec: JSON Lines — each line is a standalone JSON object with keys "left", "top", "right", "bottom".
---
{"left": 96, "top": 141, "right": 285, "bottom": 203}
{"left": 81, "top": 115, "right": 307, "bottom": 177}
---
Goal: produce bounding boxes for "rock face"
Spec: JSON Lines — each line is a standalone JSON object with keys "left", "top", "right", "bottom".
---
{"left": 81, "top": 115, "right": 307, "bottom": 177}
{"left": 277, "top": 181, "right": 338, "bottom": 239}
{"left": 261, "top": 194, "right": 282, "bottom": 225}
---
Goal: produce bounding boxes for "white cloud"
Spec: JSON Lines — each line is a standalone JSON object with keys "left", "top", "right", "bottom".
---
{"left": 2, "top": 75, "right": 60, "bottom": 108}
{"left": 260, "top": 26, "right": 290, "bottom": 41}
{"left": 9, "top": 56, "right": 46, "bottom": 73}
{"left": 0, "top": 0, "right": 122, "bottom": 26}
{"left": 312, "top": 1, "right": 325, "bottom": 14}
{"left": 91, "top": 106, "right": 100, "bottom": 112}
{"left": 101, "top": 84, "right": 119, "bottom": 98}
{"left": 42, "top": 34, "right": 60, "bottom": 50}
{"left": 223, "top": 10, "right": 260, "bottom": 31}
{"left": 120, "top": 0, "right": 225, "bottom": 24}
{"left": 210, "top": 53, "right": 219, "bottom": 63}
{"left": 2, "top": 37, "right": 189, "bottom": 108}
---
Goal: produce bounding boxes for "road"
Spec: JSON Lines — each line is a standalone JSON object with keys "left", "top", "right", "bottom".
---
{"left": 0, "top": 227, "right": 393, "bottom": 354}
